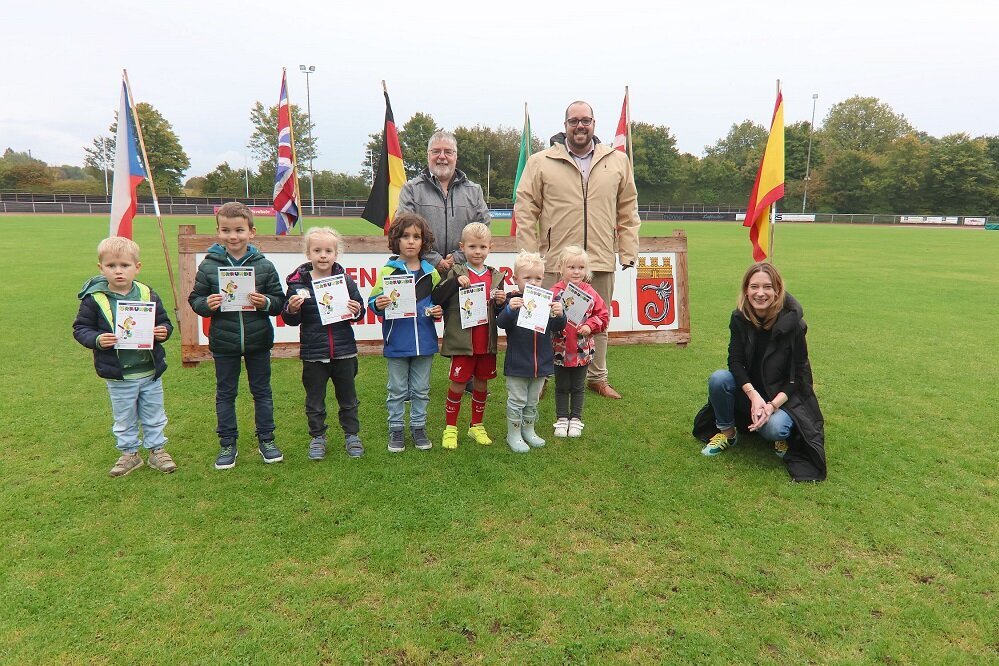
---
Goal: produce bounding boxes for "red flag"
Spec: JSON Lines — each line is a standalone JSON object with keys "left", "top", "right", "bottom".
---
{"left": 362, "top": 85, "right": 405, "bottom": 234}
{"left": 743, "top": 91, "right": 785, "bottom": 262}
{"left": 612, "top": 89, "right": 629, "bottom": 154}
{"left": 510, "top": 103, "right": 531, "bottom": 236}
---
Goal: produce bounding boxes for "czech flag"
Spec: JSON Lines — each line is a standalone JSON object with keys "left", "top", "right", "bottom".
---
{"left": 109, "top": 81, "right": 147, "bottom": 239}
{"left": 361, "top": 86, "right": 405, "bottom": 234}
{"left": 743, "top": 91, "right": 785, "bottom": 262}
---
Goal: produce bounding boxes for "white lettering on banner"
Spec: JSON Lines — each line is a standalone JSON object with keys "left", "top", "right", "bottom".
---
{"left": 194, "top": 252, "right": 681, "bottom": 345}
{"left": 963, "top": 217, "right": 986, "bottom": 226}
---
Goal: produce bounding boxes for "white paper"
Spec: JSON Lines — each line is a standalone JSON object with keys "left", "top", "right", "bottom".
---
{"left": 218, "top": 267, "right": 255, "bottom": 312}
{"left": 561, "top": 281, "right": 594, "bottom": 327}
{"left": 382, "top": 274, "right": 417, "bottom": 320}
{"left": 458, "top": 283, "right": 488, "bottom": 329}
{"left": 516, "top": 284, "right": 554, "bottom": 333}
{"left": 312, "top": 275, "right": 355, "bottom": 325}
{"left": 114, "top": 300, "right": 156, "bottom": 349}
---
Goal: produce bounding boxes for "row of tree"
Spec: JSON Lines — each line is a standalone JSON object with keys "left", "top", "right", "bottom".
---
{"left": 3, "top": 96, "right": 997, "bottom": 215}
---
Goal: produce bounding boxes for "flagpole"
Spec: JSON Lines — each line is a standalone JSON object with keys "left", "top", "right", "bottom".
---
{"left": 284, "top": 68, "right": 305, "bottom": 234}
{"left": 768, "top": 79, "right": 781, "bottom": 263}
{"left": 122, "top": 69, "right": 180, "bottom": 318}
{"left": 625, "top": 86, "right": 634, "bottom": 170}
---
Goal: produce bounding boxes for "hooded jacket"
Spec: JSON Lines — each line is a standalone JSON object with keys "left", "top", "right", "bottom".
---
{"left": 367, "top": 257, "right": 442, "bottom": 358}
{"left": 693, "top": 294, "right": 827, "bottom": 482}
{"left": 431, "top": 263, "right": 506, "bottom": 357}
{"left": 73, "top": 277, "right": 172, "bottom": 380}
{"left": 281, "top": 262, "right": 365, "bottom": 361}
{"left": 514, "top": 136, "right": 641, "bottom": 273}
{"left": 187, "top": 243, "right": 285, "bottom": 355}
{"left": 496, "top": 289, "right": 567, "bottom": 378}
{"left": 397, "top": 167, "right": 490, "bottom": 267}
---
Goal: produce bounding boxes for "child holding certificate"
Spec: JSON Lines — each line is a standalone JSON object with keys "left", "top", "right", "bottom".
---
{"left": 550, "top": 246, "right": 610, "bottom": 439}
{"left": 496, "top": 251, "right": 566, "bottom": 452}
{"left": 368, "top": 213, "right": 443, "bottom": 453}
{"left": 283, "top": 227, "right": 367, "bottom": 461}
{"left": 431, "top": 223, "right": 507, "bottom": 450}
{"left": 188, "top": 202, "right": 286, "bottom": 469}
{"left": 73, "top": 237, "right": 176, "bottom": 477}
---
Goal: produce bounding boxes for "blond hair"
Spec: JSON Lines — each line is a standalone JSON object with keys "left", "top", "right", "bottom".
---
{"left": 97, "top": 236, "right": 140, "bottom": 263}
{"left": 557, "top": 245, "right": 591, "bottom": 281}
{"left": 513, "top": 250, "right": 544, "bottom": 276}
{"left": 215, "top": 201, "right": 254, "bottom": 228}
{"left": 737, "top": 262, "right": 786, "bottom": 331}
{"left": 304, "top": 226, "right": 345, "bottom": 257}
{"left": 461, "top": 222, "right": 491, "bottom": 242}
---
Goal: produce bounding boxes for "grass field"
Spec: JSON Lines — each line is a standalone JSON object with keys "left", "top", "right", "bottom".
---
{"left": 1, "top": 215, "right": 997, "bottom": 663}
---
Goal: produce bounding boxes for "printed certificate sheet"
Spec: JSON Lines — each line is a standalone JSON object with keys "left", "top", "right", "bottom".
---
{"left": 218, "top": 267, "right": 255, "bottom": 312}
{"left": 115, "top": 301, "right": 156, "bottom": 349}
{"left": 382, "top": 274, "right": 417, "bottom": 320}
{"left": 517, "top": 284, "right": 554, "bottom": 333}
{"left": 312, "top": 275, "right": 354, "bottom": 325}
{"left": 458, "top": 283, "right": 488, "bottom": 329}
{"left": 561, "top": 281, "right": 594, "bottom": 327}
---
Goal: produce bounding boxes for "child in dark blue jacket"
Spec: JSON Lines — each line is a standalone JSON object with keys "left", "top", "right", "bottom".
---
{"left": 496, "top": 251, "right": 566, "bottom": 452}
{"left": 283, "top": 227, "right": 367, "bottom": 460}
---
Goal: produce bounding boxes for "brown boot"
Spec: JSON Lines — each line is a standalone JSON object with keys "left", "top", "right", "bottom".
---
{"left": 587, "top": 380, "right": 621, "bottom": 399}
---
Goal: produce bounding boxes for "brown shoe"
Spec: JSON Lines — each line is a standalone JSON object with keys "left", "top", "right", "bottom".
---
{"left": 148, "top": 448, "right": 178, "bottom": 473}
{"left": 109, "top": 452, "right": 143, "bottom": 477}
{"left": 587, "top": 380, "right": 622, "bottom": 399}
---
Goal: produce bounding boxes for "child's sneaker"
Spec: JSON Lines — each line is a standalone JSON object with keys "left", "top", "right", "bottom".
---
{"left": 701, "top": 431, "right": 738, "bottom": 456}
{"left": 553, "top": 418, "right": 569, "bottom": 438}
{"left": 147, "top": 448, "right": 177, "bottom": 473}
{"left": 308, "top": 435, "right": 327, "bottom": 461}
{"left": 773, "top": 439, "right": 789, "bottom": 459}
{"left": 467, "top": 424, "right": 493, "bottom": 446}
{"left": 214, "top": 441, "right": 238, "bottom": 470}
{"left": 109, "top": 451, "right": 143, "bottom": 477}
{"left": 411, "top": 427, "right": 432, "bottom": 451}
{"left": 388, "top": 429, "right": 405, "bottom": 453}
{"left": 567, "top": 418, "right": 584, "bottom": 438}
{"left": 345, "top": 434, "right": 364, "bottom": 458}
{"left": 258, "top": 440, "right": 283, "bottom": 464}
{"left": 441, "top": 425, "right": 458, "bottom": 450}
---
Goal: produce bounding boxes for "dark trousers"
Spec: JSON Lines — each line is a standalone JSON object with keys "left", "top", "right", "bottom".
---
{"left": 554, "top": 365, "right": 588, "bottom": 419}
{"left": 214, "top": 351, "right": 274, "bottom": 442}
{"left": 302, "top": 357, "right": 360, "bottom": 437}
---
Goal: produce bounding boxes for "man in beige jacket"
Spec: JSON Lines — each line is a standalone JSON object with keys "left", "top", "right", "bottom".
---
{"left": 514, "top": 100, "right": 642, "bottom": 400}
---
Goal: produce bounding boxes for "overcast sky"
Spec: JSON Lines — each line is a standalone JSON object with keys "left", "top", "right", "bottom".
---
{"left": 4, "top": 0, "right": 997, "bottom": 180}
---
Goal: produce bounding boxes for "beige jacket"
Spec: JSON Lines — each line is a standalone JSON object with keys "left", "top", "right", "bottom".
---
{"left": 514, "top": 141, "right": 641, "bottom": 273}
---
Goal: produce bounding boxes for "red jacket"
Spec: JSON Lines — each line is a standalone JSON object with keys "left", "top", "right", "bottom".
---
{"left": 551, "top": 280, "right": 609, "bottom": 367}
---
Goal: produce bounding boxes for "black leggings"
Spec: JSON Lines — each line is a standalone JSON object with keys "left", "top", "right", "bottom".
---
{"left": 554, "top": 365, "right": 587, "bottom": 419}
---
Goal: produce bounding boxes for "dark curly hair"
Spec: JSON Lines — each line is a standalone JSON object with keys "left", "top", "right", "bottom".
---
{"left": 387, "top": 212, "right": 435, "bottom": 257}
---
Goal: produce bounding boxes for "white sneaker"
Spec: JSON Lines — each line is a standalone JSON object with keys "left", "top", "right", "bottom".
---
{"left": 567, "top": 418, "right": 584, "bottom": 438}
{"left": 553, "top": 418, "right": 569, "bottom": 438}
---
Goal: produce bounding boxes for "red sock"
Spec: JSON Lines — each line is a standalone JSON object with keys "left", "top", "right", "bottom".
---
{"left": 445, "top": 389, "right": 463, "bottom": 427}
{"left": 470, "top": 389, "right": 488, "bottom": 425}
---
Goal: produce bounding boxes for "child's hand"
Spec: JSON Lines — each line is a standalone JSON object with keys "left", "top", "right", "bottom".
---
{"left": 374, "top": 295, "right": 391, "bottom": 310}
{"left": 509, "top": 296, "right": 523, "bottom": 311}
{"left": 97, "top": 333, "right": 118, "bottom": 349}
{"left": 457, "top": 275, "right": 471, "bottom": 288}
{"left": 287, "top": 294, "right": 305, "bottom": 314}
{"left": 347, "top": 300, "right": 361, "bottom": 316}
{"left": 492, "top": 289, "right": 506, "bottom": 305}
{"left": 153, "top": 326, "right": 169, "bottom": 342}
{"left": 248, "top": 292, "right": 266, "bottom": 309}
{"left": 426, "top": 304, "right": 443, "bottom": 319}
{"left": 577, "top": 324, "right": 592, "bottom": 337}
{"left": 551, "top": 302, "right": 564, "bottom": 317}
{"left": 207, "top": 294, "right": 223, "bottom": 311}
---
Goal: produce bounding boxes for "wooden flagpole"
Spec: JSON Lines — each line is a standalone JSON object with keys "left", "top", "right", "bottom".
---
{"left": 122, "top": 69, "right": 180, "bottom": 318}
{"left": 283, "top": 68, "right": 305, "bottom": 234}
{"left": 625, "top": 85, "right": 634, "bottom": 170}
{"left": 767, "top": 78, "right": 781, "bottom": 264}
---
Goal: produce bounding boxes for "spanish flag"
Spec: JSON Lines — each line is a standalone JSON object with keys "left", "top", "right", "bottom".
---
{"left": 362, "top": 84, "right": 405, "bottom": 233}
{"left": 743, "top": 91, "right": 785, "bottom": 261}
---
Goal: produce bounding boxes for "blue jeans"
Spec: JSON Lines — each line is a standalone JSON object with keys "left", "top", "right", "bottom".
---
{"left": 105, "top": 375, "right": 168, "bottom": 453}
{"left": 386, "top": 356, "right": 433, "bottom": 430}
{"left": 707, "top": 369, "right": 793, "bottom": 441}
{"left": 214, "top": 351, "right": 275, "bottom": 442}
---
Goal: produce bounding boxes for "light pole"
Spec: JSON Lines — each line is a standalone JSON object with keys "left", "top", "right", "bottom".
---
{"left": 299, "top": 65, "right": 316, "bottom": 215}
{"left": 486, "top": 154, "right": 491, "bottom": 202}
{"left": 802, "top": 93, "right": 818, "bottom": 213}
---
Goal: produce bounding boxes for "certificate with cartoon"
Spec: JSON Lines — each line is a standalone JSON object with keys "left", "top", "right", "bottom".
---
{"left": 218, "top": 267, "right": 255, "bottom": 312}
{"left": 458, "top": 283, "right": 488, "bottom": 329}
{"left": 382, "top": 274, "right": 417, "bottom": 320}
{"left": 312, "top": 275, "right": 354, "bottom": 325}
{"left": 561, "top": 281, "right": 594, "bottom": 327}
{"left": 517, "top": 284, "right": 554, "bottom": 333}
{"left": 114, "top": 301, "right": 156, "bottom": 349}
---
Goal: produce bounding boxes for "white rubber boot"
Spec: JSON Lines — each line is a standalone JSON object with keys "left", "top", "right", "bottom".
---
{"left": 521, "top": 407, "right": 546, "bottom": 448}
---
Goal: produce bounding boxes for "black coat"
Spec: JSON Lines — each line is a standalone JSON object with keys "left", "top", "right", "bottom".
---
{"left": 281, "top": 262, "right": 365, "bottom": 360}
{"left": 693, "top": 294, "right": 827, "bottom": 482}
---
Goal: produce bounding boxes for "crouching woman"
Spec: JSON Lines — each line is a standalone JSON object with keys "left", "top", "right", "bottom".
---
{"left": 693, "top": 262, "right": 827, "bottom": 482}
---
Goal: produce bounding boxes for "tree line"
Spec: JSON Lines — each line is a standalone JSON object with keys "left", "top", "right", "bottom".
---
{"left": 2, "top": 95, "right": 996, "bottom": 215}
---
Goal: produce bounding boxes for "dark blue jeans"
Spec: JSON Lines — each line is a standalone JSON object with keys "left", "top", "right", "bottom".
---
{"left": 214, "top": 351, "right": 274, "bottom": 442}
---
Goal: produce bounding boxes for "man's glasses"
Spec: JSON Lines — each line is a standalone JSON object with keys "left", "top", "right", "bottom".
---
{"left": 429, "top": 148, "right": 456, "bottom": 157}
{"left": 566, "top": 117, "right": 593, "bottom": 127}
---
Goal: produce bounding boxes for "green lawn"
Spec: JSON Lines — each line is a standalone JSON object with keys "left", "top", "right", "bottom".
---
{"left": 1, "top": 215, "right": 996, "bottom": 663}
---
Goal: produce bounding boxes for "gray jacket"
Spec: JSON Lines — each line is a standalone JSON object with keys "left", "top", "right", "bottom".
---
{"left": 397, "top": 167, "right": 490, "bottom": 267}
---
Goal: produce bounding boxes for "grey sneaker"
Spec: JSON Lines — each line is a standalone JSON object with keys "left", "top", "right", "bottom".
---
{"left": 411, "top": 426, "right": 432, "bottom": 451}
{"left": 345, "top": 434, "right": 364, "bottom": 458}
{"left": 388, "top": 429, "right": 405, "bottom": 453}
{"left": 308, "top": 435, "right": 327, "bottom": 461}
{"left": 258, "top": 440, "right": 283, "bottom": 464}
{"left": 148, "top": 448, "right": 177, "bottom": 473}
{"left": 109, "top": 451, "right": 143, "bottom": 477}
{"left": 214, "top": 441, "right": 238, "bottom": 470}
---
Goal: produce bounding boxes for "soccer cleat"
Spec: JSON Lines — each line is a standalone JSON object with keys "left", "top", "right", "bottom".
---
{"left": 345, "top": 434, "right": 365, "bottom": 458}
{"left": 441, "top": 425, "right": 459, "bottom": 450}
{"left": 388, "top": 429, "right": 405, "bottom": 453}
{"left": 214, "top": 444, "right": 238, "bottom": 470}
{"left": 701, "top": 431, "right": 738, "bottom": 457}
{"left": 411, "top": 427, "right": 432, "bottom": 451}
{"left": 467, "top": 424, "right": 493, "bottom": 446}
{"left": 553, "top": 418, "right": 569, "bottom": 438}
{"left": 773, "top": 439, "right": 789, "bottom": 459}
{"left": 567, "top": 418, "right": 584, "bottom": 438}
{"left": 147, "top": 448, "right": 177, "bottom": 473}
{"left": 109, "top": 452, "right": 143, "bottom": 477}
{"left": 258, "top": 440, "right": 283, "bottom": 464}
{"left": 308, "top": 435, "right": 327, "bottom": 461}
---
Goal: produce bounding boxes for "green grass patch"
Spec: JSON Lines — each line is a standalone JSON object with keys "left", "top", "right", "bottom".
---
{"left": 1, "top": 215, "right": 997, "bottom": 663}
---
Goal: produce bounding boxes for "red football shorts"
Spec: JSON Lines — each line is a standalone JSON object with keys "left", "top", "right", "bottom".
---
{"left": 448, "top": 354, "right": 497, "bottom": 382}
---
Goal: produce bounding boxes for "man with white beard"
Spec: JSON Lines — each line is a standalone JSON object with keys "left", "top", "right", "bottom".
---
{"left": 396, "top": 131, "right": 491, "bottom": 272}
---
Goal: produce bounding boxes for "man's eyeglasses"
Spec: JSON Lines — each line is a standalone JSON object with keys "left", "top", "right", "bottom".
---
{"left": 429, "top": 148, "right": 456, "bottom": 157}
{"left": 566, "top": 117, "right": 593, "bottom": 127}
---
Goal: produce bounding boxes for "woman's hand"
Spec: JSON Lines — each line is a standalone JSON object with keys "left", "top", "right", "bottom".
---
{"left": 748, "top": 398, "right": 775, "bottom": 432}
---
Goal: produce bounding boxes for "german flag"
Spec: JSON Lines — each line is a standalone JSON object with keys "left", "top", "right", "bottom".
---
{"left": 743, "top": 90, "right": 785, "bottom": 262}
{"left": 362, "top": 84, "right": 405, "bottom": 234}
